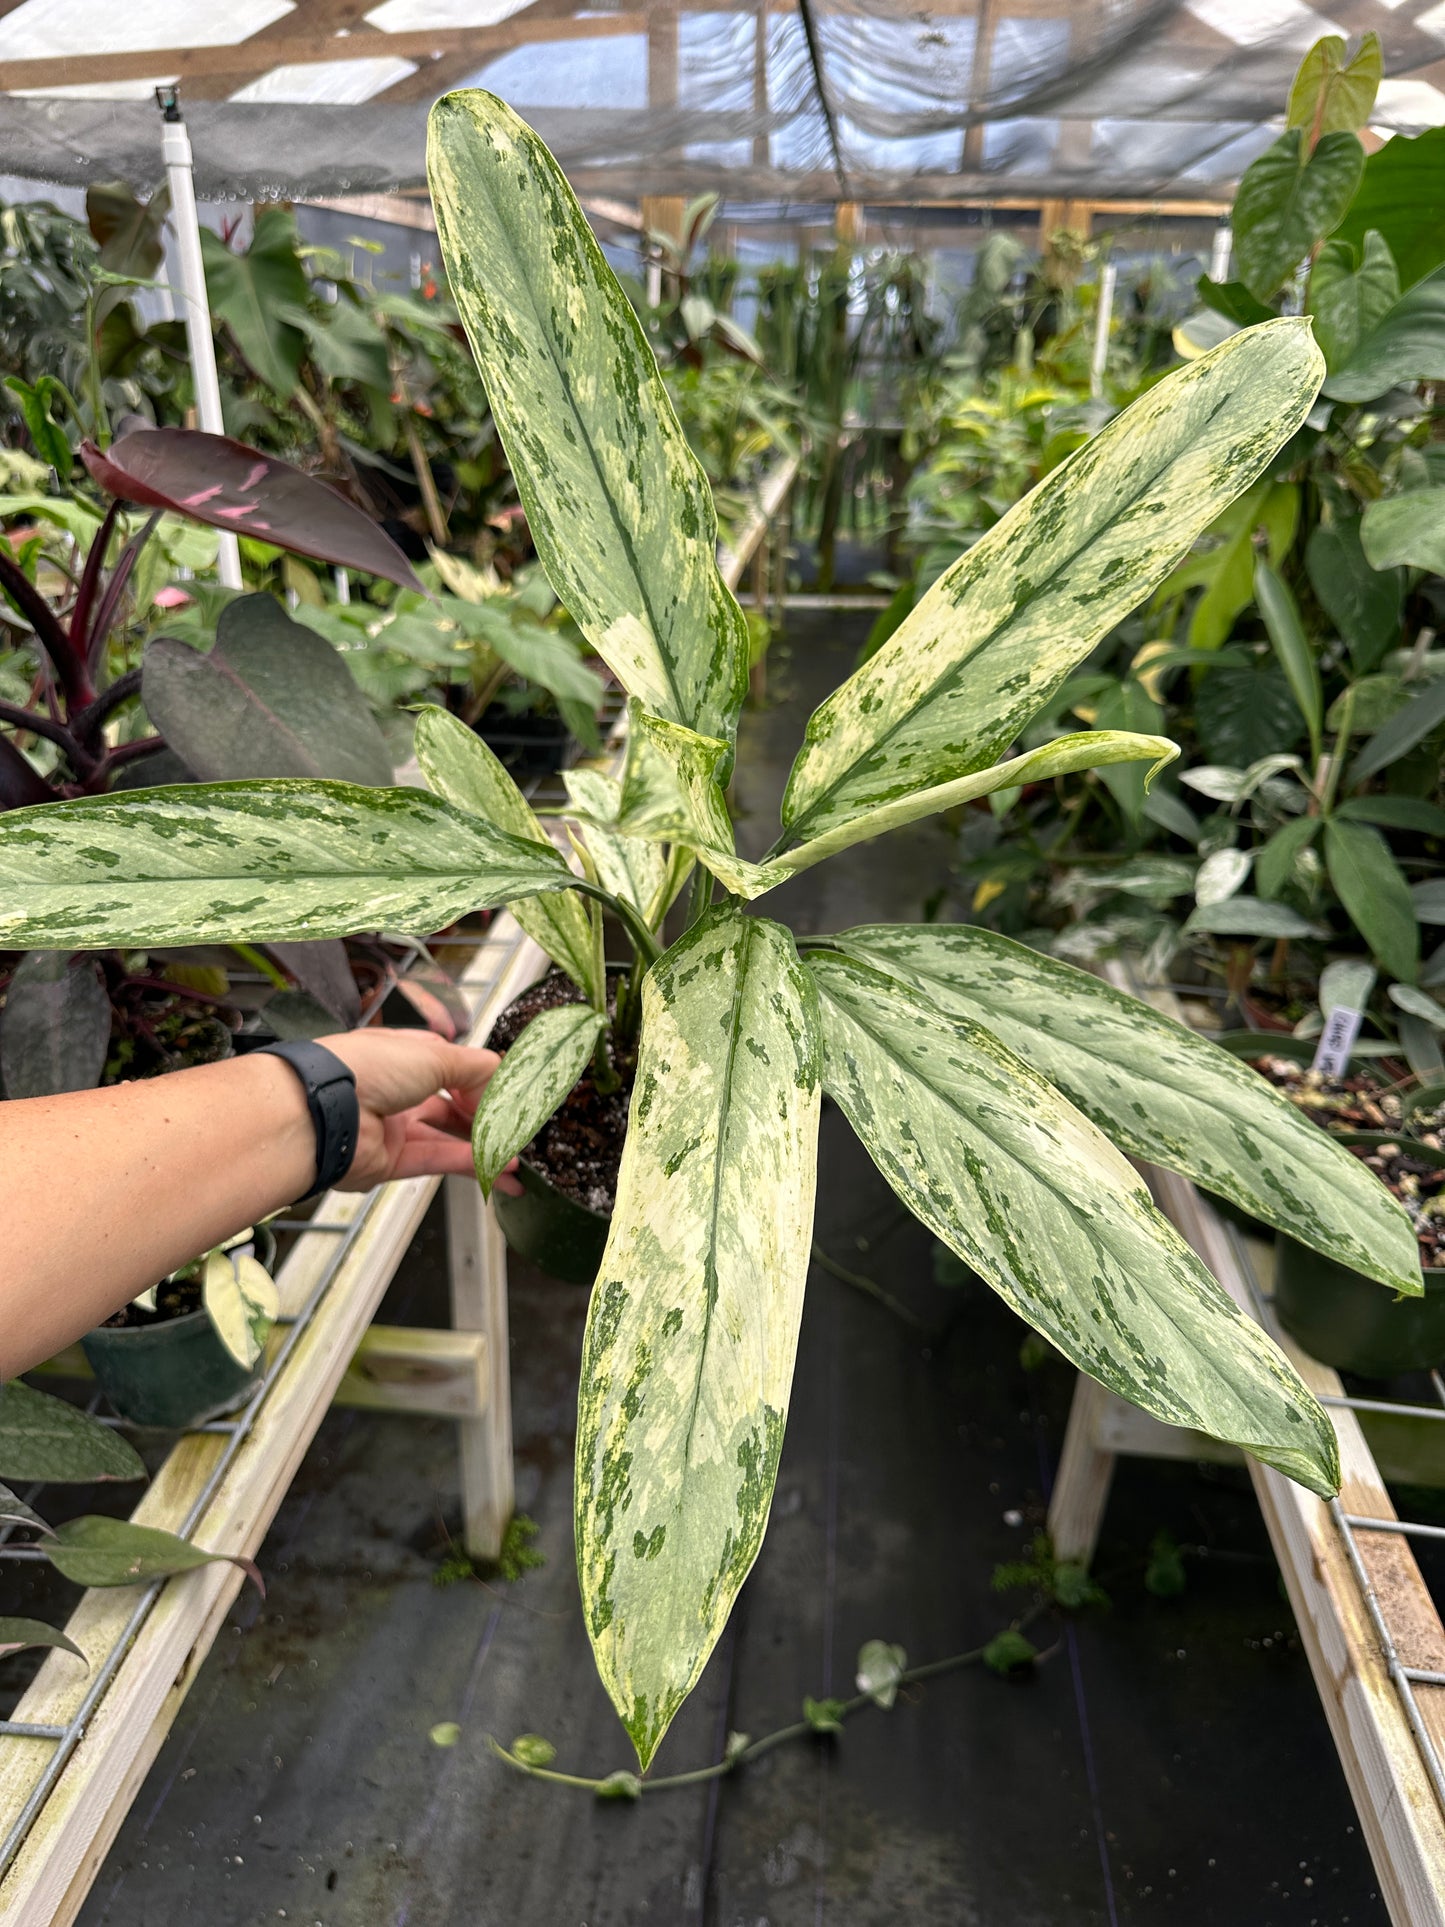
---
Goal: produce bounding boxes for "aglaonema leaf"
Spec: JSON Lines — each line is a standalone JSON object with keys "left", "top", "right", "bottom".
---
{"left": 576, "top": 909, "right": 822, "bottom": 1769}
{"left": 822, "top": 923, "right": 1420, "bottom": 1298}
{"left": 471, "top": 1002, "right": 603, "bottom": 1197}
{"left": 1233, "top": 129, "right": 1363, "bottom": 302}
{"left": 562, "top": 767, "right": 677, "bottom": 927}
{"left": 427, "top": 91, "right": 748, "bottom": 752}
{"left": 777, "top": 321, "right": 1323, "bottom": 853}
{"left": 806, "top": 952, "right": 1341, "bottom": 1498}
{"left": 413, "top": 705, "right": 601, "bottom": 1001}
{"left": 0, "top": 1381, "right": 145, "bottom": 1484}
{"left": 0, "top": 949, "right": 111, "bottom": 1099}
{"left": 0, "top": 781, "right": 579, "bottom": 952}
{"left": 142, "top": 594, "right": 394, "bottom": 787}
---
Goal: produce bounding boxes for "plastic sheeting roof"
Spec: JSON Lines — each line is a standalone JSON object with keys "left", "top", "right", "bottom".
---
{"left": 0, "top": 0, "right": 1441, "bottom": 202}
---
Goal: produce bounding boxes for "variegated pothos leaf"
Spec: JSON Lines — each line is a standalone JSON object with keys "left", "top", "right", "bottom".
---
{"left": 0, "top": 782, "right": 578, "bottom": 950}
{"left": 807, "top": 951, "right": 1339, "bottom": 1498}
{"left": 202, "top": 1248, "right": 279, "bottom": 1371}
{"left": 471, "top": 1002, "right": 604, "bottom": 1196}
{"left": 780, "top": 320, "right": 1325, "bottom": 848}
{"left": 427, "top": 91, "right": 749, "bottom": 751}
{"left": 413, "top": 705, "right": 602, "bottom": 1000}
{"left": 825, "top": 923, "right": 1421, "bottom": 1297}
{"left": 576, "top": 908, "right": 822, "bottom": 1768}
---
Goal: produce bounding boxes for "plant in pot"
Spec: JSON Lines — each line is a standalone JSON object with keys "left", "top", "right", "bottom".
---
{"left": 0, "top": 93, "right": 1431, "bottom": 1777}
{"left": 81, "top": 1224, "right": 281, "bottom": 1429}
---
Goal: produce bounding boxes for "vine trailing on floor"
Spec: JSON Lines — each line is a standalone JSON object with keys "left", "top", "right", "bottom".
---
{"left": 483, "top": 1609, "right": 1051, "bottom": 1801}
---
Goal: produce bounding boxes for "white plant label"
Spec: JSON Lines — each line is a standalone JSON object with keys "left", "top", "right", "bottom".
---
{"left": 1313, "top": 1005, "right": 1364, "bottom": 1079}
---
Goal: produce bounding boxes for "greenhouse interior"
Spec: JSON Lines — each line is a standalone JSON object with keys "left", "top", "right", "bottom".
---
{"left": 2, "top": 2, "right": 1445, "bottom": 1922}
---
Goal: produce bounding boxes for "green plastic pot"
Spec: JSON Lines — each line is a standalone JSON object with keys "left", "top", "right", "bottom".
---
{"left": 81, "top": 1228, "right": 277, "bottom": 1429}
{"left": 493, "top": 1160, "right": 610, "bottom": 1287}
{"left": 1272, "top": 1135, "right": 1445, "bottom": 1379}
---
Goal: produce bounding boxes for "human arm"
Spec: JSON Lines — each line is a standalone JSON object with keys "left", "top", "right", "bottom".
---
{"left": 0, "top": 1029, "right": 521, "bottom": 1379}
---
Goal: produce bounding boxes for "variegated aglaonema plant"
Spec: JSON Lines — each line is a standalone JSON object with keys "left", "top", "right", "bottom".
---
{"left": 0, "top": 93, "right": 1422, "bottom": 1770}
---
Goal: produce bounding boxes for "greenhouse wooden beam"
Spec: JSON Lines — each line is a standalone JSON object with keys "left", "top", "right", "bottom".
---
{"left": 0, "top": 15, "right": 647, "bottom": 95}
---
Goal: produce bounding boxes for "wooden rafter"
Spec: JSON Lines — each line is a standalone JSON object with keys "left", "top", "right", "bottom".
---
{"left": 0, "top": 13, "right": 646, "bottom": 96}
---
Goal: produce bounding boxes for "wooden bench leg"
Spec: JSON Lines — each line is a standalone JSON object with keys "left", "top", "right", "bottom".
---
{"left": 1047, "top": 1373, "right": 1117, "bottom": 1568}
{"left": 445, "top": 1174, "right": 514, "bottom": 1561}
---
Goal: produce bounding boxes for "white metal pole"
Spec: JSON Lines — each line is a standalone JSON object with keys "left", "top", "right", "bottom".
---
{"left": 159, "top": 96, "right": 242, "bottom": 590}
{"left": 1210, "top": 225, "right": 1233, "bottom": 284}
{"left": 1091, "top": 261, "right": 1117, "bottom": 400}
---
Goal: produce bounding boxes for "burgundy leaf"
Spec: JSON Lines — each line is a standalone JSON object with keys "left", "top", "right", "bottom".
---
{"left": 81, "top": 427, "right": 423, "bottom": 592}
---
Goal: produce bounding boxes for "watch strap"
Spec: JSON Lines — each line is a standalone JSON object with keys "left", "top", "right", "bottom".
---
{"left": 256, "top": 1040, "right": 359, "bottom": 1199}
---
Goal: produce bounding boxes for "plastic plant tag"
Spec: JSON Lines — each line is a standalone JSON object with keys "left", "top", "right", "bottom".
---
{"left": 1313, "top": 959, "right": 1376, "bottom": 1077}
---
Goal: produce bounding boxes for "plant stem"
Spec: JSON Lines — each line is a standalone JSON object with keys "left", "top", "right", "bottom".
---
{"left": 684, "top": 861, "right": 713, "bottom": 929}
{"left": 574, "top": 880, "right": 663, "bottom": 969}
{"left": 591, "top": 1023, "right": 621, "bottom": 1096}
{"left": 810, "top": 1240, "right": 930, "bottom": 1333}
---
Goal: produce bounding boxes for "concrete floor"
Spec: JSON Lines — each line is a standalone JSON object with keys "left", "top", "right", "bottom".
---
{"left": 73, "top": 611, "right": 1387, "bottom": 1926}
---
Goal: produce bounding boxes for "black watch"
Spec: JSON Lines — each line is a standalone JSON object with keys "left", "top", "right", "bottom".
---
{"left": 256, "top": 1040, "right": 360, "bottom": 1199}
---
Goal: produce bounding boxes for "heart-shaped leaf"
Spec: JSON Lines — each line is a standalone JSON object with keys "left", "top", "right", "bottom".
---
{"left": 1233, "top": 129, "right": 1363, "bottom": 302}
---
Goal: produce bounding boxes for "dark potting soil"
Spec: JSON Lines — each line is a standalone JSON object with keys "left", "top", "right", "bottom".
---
{"left": 101, "top": 1275, "right": 204, "bottom": 1330}
{"left": 487, "top": 969, "right": 631, "bottom": 1216}
{"left": 1250, "top": 1053, "right": 1445, "bottom": 1263}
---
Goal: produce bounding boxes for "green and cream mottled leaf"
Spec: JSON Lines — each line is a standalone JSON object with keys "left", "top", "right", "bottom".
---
{"left": 427, "top": 91, "right": 748, "bottom": 749}
{"left": 778, "top": 321, "right": 1324, "bottom": 849}
{"left": 613, "top": 707, "right": 770, "bottom": 898}
{"left": 807, "top": 952, "right": 1339, "bottom": 1497}
{"left": 756, "top": 731, "right": 1178, "bottom": 888}
{"left": 576, "top": 909, "right": 822, "bottom": 1768}
{"left": 823, "top": 923, "right": 1420, "bottom": 1298}
{"left": 471, "top": 1002, "right": 604, "bottom": 1197}
{"left": 201, "top": 1248, "right": 279, "bottom": 1372}
{"left": 0, "top": 781, "right": 579, "bottom": 952}
{"left": 563, "top": 766, "right": 675, "bottom": 926}
{"left": 414, "top": 705, "right": 601, "bottom": 999}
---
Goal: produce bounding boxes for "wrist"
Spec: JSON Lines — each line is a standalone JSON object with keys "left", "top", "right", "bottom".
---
{"left": 255, "top": 1040, "right": 361, "bottom": 1198}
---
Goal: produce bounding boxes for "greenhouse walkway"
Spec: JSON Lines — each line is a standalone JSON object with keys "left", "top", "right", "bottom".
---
{"left": 77, "top": 610, "right": 1389, "bottom": 1926}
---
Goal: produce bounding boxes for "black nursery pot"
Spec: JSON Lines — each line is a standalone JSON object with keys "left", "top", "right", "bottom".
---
{"left": 81, "top": 1227, "right": 277, "bottom": 1429}
{"left": 493, "top": 1162, "right": 611, "bottom": 1287}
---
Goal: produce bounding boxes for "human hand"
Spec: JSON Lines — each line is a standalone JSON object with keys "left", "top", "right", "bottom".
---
{"left": 316, "top": 1029, "right": 525, "bottom": 1194}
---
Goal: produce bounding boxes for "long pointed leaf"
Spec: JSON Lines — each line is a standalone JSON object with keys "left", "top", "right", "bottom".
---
{"left": 413, "top": 705, "right": 601, "bottom": 999}
{"left": 779, "top": 320, "right": 1323, "bottom": 849}
{"left": 824, "top": 923, "right": 1420, "bottom": 1298}
{"left": 472, "top": 1003, "right": 604, "bottom": 1197}
{"left": 428, "top": 91, "right": 748, "bottom": 750}
{"left": 0, "top": 781, "right": 578, "bottom": 951}
{"left": 807, "top": 952, "right": 1339, "bottom": 1497}
{"left": 576, "top": 909, "right": 822, "bottom": 1768}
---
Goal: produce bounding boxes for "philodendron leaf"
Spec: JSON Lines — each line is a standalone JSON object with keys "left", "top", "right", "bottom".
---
{"left": 1286, "top": 32, "right": 1381, "bottom": 140}
{"left": 1360, "top": 489, "right": 1445, "bottom": 577}
{"left": 142, "top": 594, "right": 394, "bottom": 787}
{"left": 823, "top": 924, "right": 1420, "bottom": 1297}
{"left": 471, "top": 1003, "right": 603, "bottom": 1197}
{"left": 1322, "top": 268, "right": 1445, "bottom": 404}
{"left": 413, "top": 705, "right": 601, "bottom": 1000}
{"left": 778, "top": 321, "right": 1323, "bottom": 852}
{"left": 807, "top": 952, "right": 1341, "bottom": 1497}
{"left": 0, "top": 1618, "right": 85, "bottom": 1662}
{"left": 563, "top": 767, "right": 677, "bottom": 927}
{"left": 201, "top": 1247, "right": 279, "bottom": 1371}
{"left": 576, "top": 909, "right": 822, "bottom": 1769}
{"left": 0, "top": 1381, "right": 145, "bottom": 1483}
{"left": 1324, "top": 818, "right": 1420, "bottom": 984}
{"left": 0, "top": 949, "right": 111, "bottom": 1099}
{"left": 1307, "top": 232, "right": 1399, "bottom": 372}
{"left": 1233, "top": 130, "right": 1364, "bottom": 302}
{"left": 428, "top": 90, "right": 749, "bottom": 751}
{"left": 0, "top": 781, "right": 579, "bottom": 952}
{"left": 41, "top": 1516, "right": 264, "bottom": 1594}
